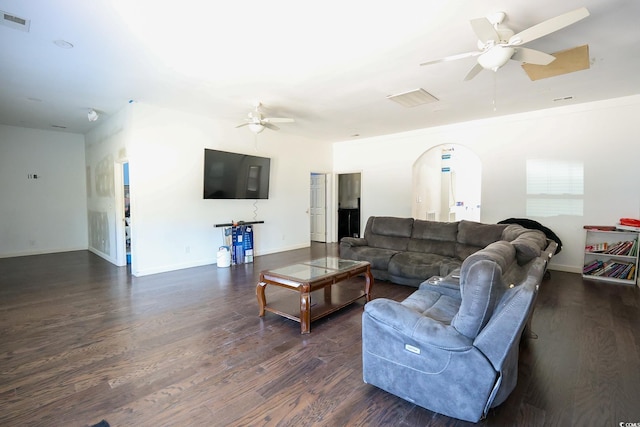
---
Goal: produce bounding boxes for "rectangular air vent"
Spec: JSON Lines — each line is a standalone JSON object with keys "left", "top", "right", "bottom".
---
{"left": 387, "top": 88, "right": 438, "bottom": 108}
{"left": 1, "top": 10, "right": 31, "bottom": 32}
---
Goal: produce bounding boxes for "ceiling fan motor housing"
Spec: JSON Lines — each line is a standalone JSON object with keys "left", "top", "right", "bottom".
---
{"left": 477, "top": 24, "right": 516, "bottom": 70}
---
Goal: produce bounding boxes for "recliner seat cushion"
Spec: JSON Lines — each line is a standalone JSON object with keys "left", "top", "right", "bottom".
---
{"left": 401, "top": 289, "right": 460, "bottom": 324}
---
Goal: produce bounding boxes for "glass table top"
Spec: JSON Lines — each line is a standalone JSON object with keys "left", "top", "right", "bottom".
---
{"left": 265, "top": 257, "right": 366, "bottom": 281}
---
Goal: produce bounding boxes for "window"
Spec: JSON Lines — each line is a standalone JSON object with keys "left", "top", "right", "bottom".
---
{"left": 526, "top": 159, "right": 583, "bottom": 217}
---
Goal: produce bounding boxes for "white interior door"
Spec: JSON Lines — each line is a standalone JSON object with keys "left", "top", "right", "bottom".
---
{"left": 310, "top": 174, "right": 327, "bottom": 242}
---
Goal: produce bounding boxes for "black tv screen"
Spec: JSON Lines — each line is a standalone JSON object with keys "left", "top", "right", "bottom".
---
{"left": 203, "top": 149, "right": 271, "bottom": 199}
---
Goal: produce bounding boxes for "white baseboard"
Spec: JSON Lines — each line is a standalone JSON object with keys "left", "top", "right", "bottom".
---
{"left": 547, "top": 263, "right": 581, "bottom": 274}
{"left": 0, "top": 246, "right": 88, "bottom": 259}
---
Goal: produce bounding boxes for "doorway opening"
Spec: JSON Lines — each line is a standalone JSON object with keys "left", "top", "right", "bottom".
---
{"left": 338, "top": 172, "right": 361, "bottom": 240}
{"left": 412, "top": 145, "right": 481, "bottom": 222}
{"left": 114, "top": 160, "right": 131, "bottom": 268}
{"left": 123, "top": 162, "right": 131, "bottom": 264}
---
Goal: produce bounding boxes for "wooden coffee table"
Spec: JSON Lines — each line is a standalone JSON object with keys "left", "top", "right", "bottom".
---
{"left": 256, "top": 257, "right": 373, "bottom": 334}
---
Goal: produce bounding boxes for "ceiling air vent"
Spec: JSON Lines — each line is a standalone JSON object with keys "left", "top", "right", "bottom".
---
{"left": 387, "top": 88, "right": 438, "bottom": 108}
{"left": 1, "top": 10, "right": 31, "bottom": 32}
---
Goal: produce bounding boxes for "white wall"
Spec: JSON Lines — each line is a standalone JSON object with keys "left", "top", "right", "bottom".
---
{"left": 105, "top": 103, "right": 333, "bottom": 276}
{"left": 0, "top": 125, "right": 88, "bottom": 257}
{"left": 333, "top": 95, "right": 640, "bottom": 273}
{"left": 84, "top": 106, "right": 132, "bottom": 265}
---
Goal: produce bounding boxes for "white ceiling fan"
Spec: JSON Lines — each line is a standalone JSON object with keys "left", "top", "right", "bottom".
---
{"left": 235, "top": 101, "right": 295, "bottom": 134}
{"left": 421, "top": 7, "right": 590, "bottom": 81}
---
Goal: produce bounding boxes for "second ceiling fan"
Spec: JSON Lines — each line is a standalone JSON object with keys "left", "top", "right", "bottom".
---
{"left": 236, "top": 102, "right": 295, "bottom": 134}
{"left": 420, "top": 7, "right": 590, "bottom": 80}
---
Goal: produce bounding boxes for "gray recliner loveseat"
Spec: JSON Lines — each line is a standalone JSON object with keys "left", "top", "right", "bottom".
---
{"left": 362, "top": 239, "right": 551, "bottom": 422}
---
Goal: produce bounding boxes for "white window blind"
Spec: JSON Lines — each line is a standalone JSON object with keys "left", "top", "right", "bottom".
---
{"left": 526, "top": 159, "right": 584, "bottom": 217}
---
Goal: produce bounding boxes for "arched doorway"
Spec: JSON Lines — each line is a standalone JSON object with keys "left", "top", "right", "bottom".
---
{"left": 412, "top": 144, "right": 481, "bottom": 222}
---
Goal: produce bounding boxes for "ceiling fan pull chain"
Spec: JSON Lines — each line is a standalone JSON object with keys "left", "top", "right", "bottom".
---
{"left": 492, "top": 71, "right": 498, "bottom": 112}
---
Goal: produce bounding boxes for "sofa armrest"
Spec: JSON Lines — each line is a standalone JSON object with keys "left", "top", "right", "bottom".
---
{"left": 364, "top": 299, "right": 472, "bottom": 350}
{"left": 542, "top": 240, "right": 557, "bottom": 263}
{"left": 340, "top": 236, "right": 368, "bottom": 247}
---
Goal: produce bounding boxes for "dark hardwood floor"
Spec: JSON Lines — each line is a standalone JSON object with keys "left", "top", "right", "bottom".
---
{"left": 1, "top": 243, "right": 639, "bottom": 426}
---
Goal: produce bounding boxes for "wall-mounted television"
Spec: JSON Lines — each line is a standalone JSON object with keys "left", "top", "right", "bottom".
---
{"left": 203, "top": 148, "right": 271, "bottom": 199}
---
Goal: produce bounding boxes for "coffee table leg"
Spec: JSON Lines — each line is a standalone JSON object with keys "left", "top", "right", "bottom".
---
{"left": 300, "top": 287, "right": 311, "bottom": 334}
{"left": 256, "top": 282, "right": 267, "bottom": 316}
{"left": 364, "top": 267, "right": 374, "bottom": 302}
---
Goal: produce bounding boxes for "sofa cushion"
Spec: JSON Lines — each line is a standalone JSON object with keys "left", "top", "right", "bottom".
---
{"left": 498, "top": 217, "right": 563, "bottom": 254}
{"left": 366, "top": 216, "right": 414, "bottom": 251}
{"left": 408, "top": 220, "right": 458, "bottom": 257}
{"left": 461, "top": 240, "right": 516, "bottom": 275}
{"left": 388, "top": 252, "right": 462, "bottom": 281}
{"left": 457, "top": 220, "right": 507, "bottom": 247}
{"left": 452, "top": 241, "right": 514, "bottom": 338}
{"left": 502, "top": 224, "right": 548, "bottom": 265}
{"left": 455, "top": 220, "right": 507, "bottom": 260}
{"left": 370, "top": 216, "right": 414, "bottom": 237}
{"left": 344, "top": 246, "right": 400, "bottom": 271}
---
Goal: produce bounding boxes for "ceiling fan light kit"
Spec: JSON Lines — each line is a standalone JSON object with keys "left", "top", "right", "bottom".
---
{"left": 248, "top": 123, "right": 265, "bottom": 134}
{"left": 477, "top": 46, "right": 515, "bottom": 71}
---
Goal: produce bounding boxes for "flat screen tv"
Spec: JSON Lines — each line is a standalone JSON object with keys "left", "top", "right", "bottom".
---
{"left": 203, "top": 148, "right": 271, "bottom": 199}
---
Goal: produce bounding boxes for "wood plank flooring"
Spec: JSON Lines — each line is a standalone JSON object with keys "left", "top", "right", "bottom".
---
{"left": 1, "top": 244, "right": 639, "bottom": 426}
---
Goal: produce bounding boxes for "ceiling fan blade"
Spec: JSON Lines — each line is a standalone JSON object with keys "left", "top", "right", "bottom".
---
{"left": 521, "top": 44, "right": 590, "bottom": 81}
{"left": 463, "top": 62, "right": 484, "bottom": 81}
{"left": 511, "top": 47, "right": 556, "bottom": 65}
{"left": 420, "top": 51, "right": 481, "bottom": 67}
{"left": 264, "top": 117, "right": 294, "bottom": 123}
{"left": 508, "top": 7, "right": 590, "bottom": 46}
{"left": 470, "top": 17, "right": 500, "bottom": 44}
{"left": 235, "top": 122, "right": 250, "bottom": 128}
{"left": 263, "top": 122, "right": 280, "bottom": 131}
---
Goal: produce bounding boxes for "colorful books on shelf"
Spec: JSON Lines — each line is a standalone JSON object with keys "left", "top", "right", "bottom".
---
{"left": 583, "top": 260, "right": 603, "bottom": 275}
{"left": 603, "top": 240, "right": 631, "bottom": 255}
{"left": 587, "top": 240, "right": 639, "bottom": 256}
{"left": 585, "top": 242, "right": 607, "bottom": 253}
{"left": 583, "top": 259, "right": 635, "bottom": 280}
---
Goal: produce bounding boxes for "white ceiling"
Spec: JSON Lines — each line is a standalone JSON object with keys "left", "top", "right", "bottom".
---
{"left": 1, "top": 0, "right": 639, "bottom": 142}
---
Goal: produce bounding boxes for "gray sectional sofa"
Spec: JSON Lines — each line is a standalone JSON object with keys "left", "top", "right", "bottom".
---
{"left": 346, "top": 217, "right": 558, "bottom": 422}
{"left": 362, "top": 239, "right": 552, "bottom": 422}
{"left": 340, "top": 216, "right": 555, "bottom": 286}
